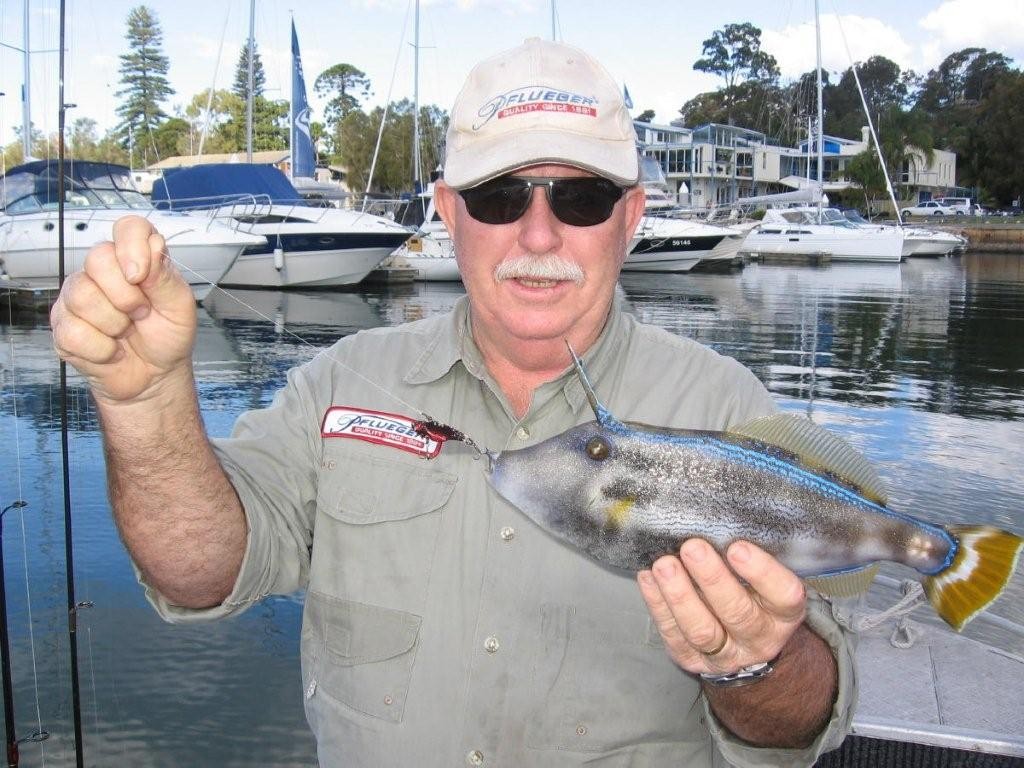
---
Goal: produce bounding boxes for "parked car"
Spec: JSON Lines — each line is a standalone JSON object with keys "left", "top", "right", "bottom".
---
{"left": 998, "top": 205, "right": 1023, "bottom": 217}
{"left": 901, "top": 201, "right": 957, "bottom": 217}
{"left": 935, "top": 196, "right": 973, "bottom": 215}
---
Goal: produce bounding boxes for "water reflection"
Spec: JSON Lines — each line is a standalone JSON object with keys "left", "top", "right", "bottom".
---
{"left": 1, "top": 252, "right": 1023, "bottom": 765}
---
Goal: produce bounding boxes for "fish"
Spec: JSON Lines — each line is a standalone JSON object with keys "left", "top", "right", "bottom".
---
{"left": 485, "top": 346, "right": 1023, "bottom": 631}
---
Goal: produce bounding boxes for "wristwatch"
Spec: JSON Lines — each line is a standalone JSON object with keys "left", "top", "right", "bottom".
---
{"left": 700, "top": 658, "right": 776, "bottom": 688}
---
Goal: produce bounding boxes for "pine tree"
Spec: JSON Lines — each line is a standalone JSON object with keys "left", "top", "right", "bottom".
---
{"left": 115, "top": 5, "right": 174, "bottom": 166}
{"left": 232, "top": 42, "right": 267, "bottom": 101}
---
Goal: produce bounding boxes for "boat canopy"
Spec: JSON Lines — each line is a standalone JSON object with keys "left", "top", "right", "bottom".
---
{"left": 0, "top": 159, "right": 150, "bottom": 213}
{"left": 152, "top": 163, "right": 307, "bottom": 210}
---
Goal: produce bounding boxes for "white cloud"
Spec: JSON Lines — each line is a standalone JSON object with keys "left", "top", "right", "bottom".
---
{"left": 920, "top": 0, "right": 1024, "bottom": 59}
{"left": 763, "top": 14, "right": 915, "bottom": 80}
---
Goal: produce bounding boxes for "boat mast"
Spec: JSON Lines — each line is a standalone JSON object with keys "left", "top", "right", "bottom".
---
{"left": 412, "top": 0, "right": 421, "bottom": 195}
{"left": 21, "top": 0, "right": 31, "bottom": 160}
{"left": 246, "top": 0, "right": 255, "bottom": 163}
{"left": 551, "top": 0, "right": 556, "bottom": 39}
{"left": 814, "top": 0, "right": 824, "bottom": 222}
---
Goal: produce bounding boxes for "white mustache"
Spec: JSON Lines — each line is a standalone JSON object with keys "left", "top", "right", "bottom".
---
{"left": 494, "top": 254, "right": 585, "bottom": 285}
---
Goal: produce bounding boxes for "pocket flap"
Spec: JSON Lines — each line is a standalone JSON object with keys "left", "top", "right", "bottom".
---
{"left": 309, "top": 592, "right": 421, "bottom": 666}
{"left": 321, "top": 451, "right": 457, "bottom": 525}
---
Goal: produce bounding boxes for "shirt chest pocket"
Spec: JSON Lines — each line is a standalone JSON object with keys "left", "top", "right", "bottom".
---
{"left": 312, "top": 450, "right": 457, "bottom": 612}
{"left": 527, "top": 603, "right": 706, "bottom": 753}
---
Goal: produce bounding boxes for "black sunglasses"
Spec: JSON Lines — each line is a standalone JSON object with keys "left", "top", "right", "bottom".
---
{"left": 458, "top": 175, "right": 626, "bottom": 227}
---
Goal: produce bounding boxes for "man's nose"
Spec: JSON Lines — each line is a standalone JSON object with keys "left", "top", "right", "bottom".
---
{"left": 517, "top": 186, "right": 563, "bottom": 254}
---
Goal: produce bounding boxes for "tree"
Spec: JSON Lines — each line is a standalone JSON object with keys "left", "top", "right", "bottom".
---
{"left": 335, "top": 100, "right": 448, "bottom": 195}
{"left": 826, "top": 57, "right": 909, "bottom": 139}
{"left": 875, "top": 106, "right": 934, "bottom": 201}
{"left": 183, "top": 88, "right": 244, "bottom": 153}
{"left": 844, "top": 150, "right": 887, "bottom": 213}
{"left": 917, "top": 48, "right": 1012, "bottom": 113}
{"left": 115, "top": 5, "right": 174, "bottom": 167}
{"left": 315, "top": 64, "right": 372, "bottom": 128}
{"left": 232, "top": 42, "right": 267, "bottom": 101}
{"left": 636, "top": 109, "right": 657, "bottom": 123}
{"left": 693, "top": 22, "right": 779, "bottom": 124}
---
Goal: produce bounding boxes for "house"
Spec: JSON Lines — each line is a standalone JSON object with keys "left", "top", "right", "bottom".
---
{"left": 634, "top": 121, "right": 957, "bottom": 211}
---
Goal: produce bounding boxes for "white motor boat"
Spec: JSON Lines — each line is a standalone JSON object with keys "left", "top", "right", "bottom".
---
{"left": 0, "top": 160, "right": 265, "bottom": 301}
{"left": 742, "top": 207, "right": 905, "bottom": 263}
{"left": 841, "top": 210, "right": 967, "bottom": 257}
{"left": 389, "top": 188, "right": 461, "bottom": 282}
{"left": 627, "top": 216, "right": 746, "bottom": 273}
{"left": 151, "top": 164, "right": 412, "bottom": 289}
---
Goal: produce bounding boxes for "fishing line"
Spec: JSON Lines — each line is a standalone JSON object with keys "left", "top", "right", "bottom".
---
{"left": 160, "top": 236, "right": 489, "bottom": 458}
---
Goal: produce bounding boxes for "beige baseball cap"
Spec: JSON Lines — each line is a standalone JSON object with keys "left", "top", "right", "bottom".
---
{"left": 443, "top": 38, "right": 639, "bottom": 190}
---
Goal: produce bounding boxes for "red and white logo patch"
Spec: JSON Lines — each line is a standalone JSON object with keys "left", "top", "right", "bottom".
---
{"left": 321, "top": 406, "right": 442, "bottom": 459}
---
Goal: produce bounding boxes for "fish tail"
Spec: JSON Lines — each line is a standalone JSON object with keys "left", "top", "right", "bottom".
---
{"left": 923, "top": 525, "right": 1023, "bottom": 631}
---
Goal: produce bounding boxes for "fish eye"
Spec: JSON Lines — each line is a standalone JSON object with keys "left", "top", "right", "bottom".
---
{"left": 585, "top": 436, "right": 610, "bottom": 461}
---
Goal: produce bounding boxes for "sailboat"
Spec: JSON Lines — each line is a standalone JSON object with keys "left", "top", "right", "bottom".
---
{"left": 739, "top": 8, "right": 905, "bottom": 263}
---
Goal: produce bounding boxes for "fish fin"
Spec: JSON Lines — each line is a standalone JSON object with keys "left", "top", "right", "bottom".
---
{"left": 805, "top": 564, "right": 880, "bottom": 598}
{"left": 923, "top": 525, "right": 1024, "bottom": 632}
{"left": 729, "top": 413, "right": 888, "bottom": 506}
{"left": 565, "top": 340, "right": 617, "bottom": 427}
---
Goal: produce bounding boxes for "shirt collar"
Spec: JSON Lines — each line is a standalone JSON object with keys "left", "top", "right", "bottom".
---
{"left": 402, "top": 292, "right": 629, "bottom": 409}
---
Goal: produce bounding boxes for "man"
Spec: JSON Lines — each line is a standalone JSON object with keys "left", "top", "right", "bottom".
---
{"left": 50, "top": 38, "right": 854, "bottom": 767}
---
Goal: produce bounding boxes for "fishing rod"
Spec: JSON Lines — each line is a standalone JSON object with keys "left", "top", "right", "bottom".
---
{"left": 56, "top": 0, "right": 87, "bottom": 764}
{"left": 0, "top": 500, "right": 48, "bottom": 768}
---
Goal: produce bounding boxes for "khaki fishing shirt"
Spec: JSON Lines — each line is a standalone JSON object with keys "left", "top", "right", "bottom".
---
{"left": 144, "top": 295, "right": 857, "bottom": 768}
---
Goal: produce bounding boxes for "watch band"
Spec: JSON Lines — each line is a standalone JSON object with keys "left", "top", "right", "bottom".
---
{"left": 700, "top": 658, "right": 776, "bottom": 688}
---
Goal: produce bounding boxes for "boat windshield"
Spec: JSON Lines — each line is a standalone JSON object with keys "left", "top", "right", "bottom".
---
{"left": 775, "top": 208, "right": 857, "bottom": 228}
{"left": 1, "top": 160, "right": 151, "bottom": 213}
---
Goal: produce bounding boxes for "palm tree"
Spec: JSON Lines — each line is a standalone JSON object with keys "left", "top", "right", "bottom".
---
{"left": 875, "top": 106, "right": 936, "bottom": 202}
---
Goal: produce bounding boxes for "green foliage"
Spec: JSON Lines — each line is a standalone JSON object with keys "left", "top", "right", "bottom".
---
{"left": 115, "top": 5, "right": 174, "bottom": 166}
{"left": 232, "top": 42, "right": 267, "bottom": 100}
{"left": 825, "top": 57, "right": 910, "bottom": 139}
{"left": 636, "top": 109, "right": 657, "bottom": 123}
{"left": 844, "top": 150, "right": 887, "bottom": 211}
{"left": 679, "top": 80, "right": 787, "bottom": 137}
{"left": 335, "top": 99, "right": 448, "bottom": 196}
{"left": 315, "top": 64, "right": 372, "bottom": 128}
{"left": 693, "top": 22, "right": 779, "bottom": 124}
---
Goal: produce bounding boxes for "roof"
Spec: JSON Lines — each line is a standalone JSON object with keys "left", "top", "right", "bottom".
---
{"left": 147, "top": 150, "right": 290, "bottom": 171}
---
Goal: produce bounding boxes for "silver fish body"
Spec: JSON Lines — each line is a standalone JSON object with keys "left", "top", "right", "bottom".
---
{"left": 487, "top": 420, "right": 954, "bottom": 577}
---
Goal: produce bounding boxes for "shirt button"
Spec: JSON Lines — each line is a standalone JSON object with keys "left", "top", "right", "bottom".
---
{"left": 483, "top": 635, "right": 500, "bottom": 654}
{"left": 515, "top": 425, "right": 530, "bottom": 439}
{"left": 466, "top": 749, "right": 484, "bottom": 765}
{"left": 500, "top": 526, "right": 515, "bottom": 542}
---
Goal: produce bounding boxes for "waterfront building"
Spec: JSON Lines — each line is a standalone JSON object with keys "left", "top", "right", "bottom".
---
{"left": 634, "top": 120, "right": 957, "bottom": 212}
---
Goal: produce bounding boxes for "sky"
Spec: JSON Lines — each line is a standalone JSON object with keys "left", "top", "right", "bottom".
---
{"left": 1, "top": 0, "right": 1023, "bottom": 150}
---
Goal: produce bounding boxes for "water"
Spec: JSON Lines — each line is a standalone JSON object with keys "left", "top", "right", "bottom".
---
{"left": 2, "top": 253, "right": 1023, "bottom": 766}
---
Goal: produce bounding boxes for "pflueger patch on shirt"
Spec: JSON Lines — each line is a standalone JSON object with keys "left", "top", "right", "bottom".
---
{"left": 321, "top": 406, "right": 442, "bottom": 458}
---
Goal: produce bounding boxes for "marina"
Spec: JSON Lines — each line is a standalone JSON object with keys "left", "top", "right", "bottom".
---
{"left": 2, "top": 251, "right": 1023, "bottom": 765}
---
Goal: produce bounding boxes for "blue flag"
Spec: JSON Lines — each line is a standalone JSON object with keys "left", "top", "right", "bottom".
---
{"left": 623, "top": 84, "right": 634, "bottom": 111}
{"left": 291, "top": 20, "right": 315, "bottom": 178}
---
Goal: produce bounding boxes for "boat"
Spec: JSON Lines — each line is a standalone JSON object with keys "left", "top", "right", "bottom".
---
{"left": 388, "top": 186, "right": 461, "bottom": 282}
{"left": 0, "top": 160, "right": 265, "bottom": 301}
{"left": 841, "top": 210, "right": 967, "bottom": 257}
{"left": 150, "top": 163, "right": 412, "bottom": 289}
{"left": 741, "top": 206, "right": 905, "bottom": 263}
{"left": 627, "top": 215, "right": 748, "bottom": 273}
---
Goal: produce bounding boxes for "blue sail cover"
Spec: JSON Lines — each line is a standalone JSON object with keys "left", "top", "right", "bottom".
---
{"left": 151, "top": 164, "right": 305, "bottom": 209}
{"left": 291, "top": 20, "right": 315, "bottom": 178}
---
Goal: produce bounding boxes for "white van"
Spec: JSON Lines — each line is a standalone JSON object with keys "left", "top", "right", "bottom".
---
{"left": 935, "top": 197, "right": 973, "bottom": 215}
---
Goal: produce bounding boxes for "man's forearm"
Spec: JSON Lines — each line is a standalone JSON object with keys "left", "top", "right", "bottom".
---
{"left": 704, "top": 622, "right": 838, "bottom": 749}
{"left": 99, "top": 365, "right": 247, "bottom": 609}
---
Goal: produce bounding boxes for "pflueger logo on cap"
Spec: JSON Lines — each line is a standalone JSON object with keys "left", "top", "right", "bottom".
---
{"left": 321, "top": 406, "right": 442, "bottom": 458}
{"left": 474, "top": 85, "right": 598, "bottom": 130}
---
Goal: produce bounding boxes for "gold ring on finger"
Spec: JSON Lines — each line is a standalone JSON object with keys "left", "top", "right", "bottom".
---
{"left": 701, "top": 634, "right": 728, "bottom": 657}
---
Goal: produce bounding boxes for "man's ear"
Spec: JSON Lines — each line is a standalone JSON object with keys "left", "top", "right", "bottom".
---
{"left": 622, "top": 184, "right": 647, "bottom": 235}
{"left": 433, "top": 180, "right": 460, "bottom": 236}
